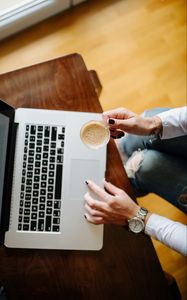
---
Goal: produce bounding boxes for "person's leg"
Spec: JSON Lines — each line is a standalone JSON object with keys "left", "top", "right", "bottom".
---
{"left": 126, "top": 149, "right": 187, "bottom": 213}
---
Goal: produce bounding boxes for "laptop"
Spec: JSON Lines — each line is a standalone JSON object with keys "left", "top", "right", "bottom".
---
{"left": 0, "top": 99, "right": 106, "bottom": 250}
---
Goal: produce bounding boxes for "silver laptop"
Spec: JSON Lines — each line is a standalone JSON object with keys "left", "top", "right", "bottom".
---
{"left": 0, "top": 99, "right": 106, "bottom": 250}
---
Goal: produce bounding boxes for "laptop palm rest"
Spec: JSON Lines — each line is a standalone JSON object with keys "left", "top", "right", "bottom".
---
{"left": 69, "top": 159, "right": 101, "bottom": 201}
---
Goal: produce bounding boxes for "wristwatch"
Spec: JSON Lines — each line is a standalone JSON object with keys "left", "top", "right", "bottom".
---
{"left": 128, "top": 207, "right": 148, "bottom": 233}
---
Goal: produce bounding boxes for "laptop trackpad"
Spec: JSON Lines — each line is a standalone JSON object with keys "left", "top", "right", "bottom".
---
{"left": 69, "top": 159, "right": 100, "bottom": 201}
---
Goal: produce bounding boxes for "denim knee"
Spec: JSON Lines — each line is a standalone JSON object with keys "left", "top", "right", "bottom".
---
{"left": 126, "top": 149, "right": 187, "bottom": 212}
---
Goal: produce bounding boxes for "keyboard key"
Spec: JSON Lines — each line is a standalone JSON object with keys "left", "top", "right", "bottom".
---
{"left": 30, "top": 125, "right": 36, "bottom": 134}
{"left": 31, "top": 213, "right": 37, "bottom": 219}
{"left": 41, "top": 174, "right": 47, "bottom": 181}
{"left": 25, "top": 193, "right": 31, "bottom": 200}
{"left": 33, "top": 183, "right": 39, "bottom": 189}
{"left": 51, "top": 142, "right": 56, "bottom": 149}
{"left": 26, "top": 186, "right": 32, "bottom": 193}
{"left": 39, "top": 204, "right": 45, "bottom": 210}
{"left": 54, "top": 210, "right": 60, "bottom": 217}
{"left": 35, "top": 161, "right": 41, "bottom": 167}
{"left": 37, "top": 140, "right": 42, "bottom": 146}
{"left": 28, "top": 157, "right": 34, "bottom": 163}
{"left": 38, "top": 126, "right": 43, "bottom": 131}
{"left": 36, "top": 147, "right": 42, "bottom": 153}
{"left": 37, "top": 133, "right": 43, "bottom": 139}
{"left": 53, "top": 218, "right": 60, "bottom": 225}
{"left": 23, "top": 224, "right": 29, "bottom": 231}
{"left": 31, "top": 221, "right": 37, "bottom": 231}
{"left": 55, "top": 165, "right": 62, "bottom": 199}
{"left": 30, "top": 136, "right": 35, "bottom": 142}
{"left": 39, "top": 211, "right": 44, "bottom": 218}
{"left": 58, "top": 134, "right": 64, "bottom": 140}
{"left": 50, "top": 156, "right": 55, "bottom": 163}
{"left": 38, "top": 219, "right": 44, "bottom": 231}
{"left": 44, "top": 138, "right": 49, "bottom": 145}
{"left": 47, "top": 193, "right": 53, "bottom": 199}
{"left": 29, "top": 143, "right": 35, "bottom": 149}
{"left": 57, "top": 155, "right": 63, "bottom": 163}
{"left": 18, "top": 224, "right": 22, "bottom": 230}
{"left": 53, "top": 225, "right": 60, "bottom": 232}
{"left": 46, "top": 208, "right": 52, "bottom": 214}
{"left": 45, "top": 216, "right": 52, "bottom": 231}
{"left": 32, "top": 206, "right": 38, "bottom": 212}
{"left": 24, "top": 217, "right": 29, "bottom": 223}
{"left": 42, "top": 167, "right": 47, "bottom": 173}
{"left": 36, "top": 154, "right": 41, "bottom": 160}
{"left": 47, "top": 200, "right": 52, "bottom": 207}
{"left": 43, "top": 145, "right": 49, "bottom": 152}
{"left": 34, "top": 176, "right": 39, "bottom": 182}
{"left": 24, "top": 209, "right": 30, "bottom": 215}
{"left": 50, "top": 150, "right": 55, "bottom": 156}
{"left": 51, "top": 127, "right": 57, "bottom": 141}
{"left": 25, "top": 201, "right": 31, "bottom": 208}
{"left": 43, "top": 153, "right": 48, "bottom": 159}
{"left": 44, "top": 126, "right": 50, "bottom": 137}
{"left": 32, "top": 198, "right": 38, "bottom": 204}
{"left": 54, "top": 201, "right": 61, "bottom": 209}
{"left": 40, "top": 196, "right": 46, "bottom": 203}
{"left": 41, "top": 182, "right": 46, "bottom": 188}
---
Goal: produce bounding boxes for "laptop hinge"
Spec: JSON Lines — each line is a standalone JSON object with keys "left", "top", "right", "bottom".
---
{"left": 0, "top": 122, "right": 18, "bottom": 245}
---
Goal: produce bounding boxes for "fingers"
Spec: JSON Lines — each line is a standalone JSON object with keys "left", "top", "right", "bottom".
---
{"left": 103, "top": 180, "right": 124, "bottom": 196}
{"left": 84, "top": 192, "right": 107, "bottom": 211}
{"left": 84, "top": 192, "right": 107, "bottom": 225}
{"left": 102, "top": 107, "right": 138, "bottom": 135}
{"left": 103, "top": 107, "right": 134, "bottom": 120}
{"left": 85, "top": 180, "right": 110, "bottom": 202}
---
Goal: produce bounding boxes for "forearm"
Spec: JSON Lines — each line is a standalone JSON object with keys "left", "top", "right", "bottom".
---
{"left": 145, "top": 213, "right": 187, "bottom": 256}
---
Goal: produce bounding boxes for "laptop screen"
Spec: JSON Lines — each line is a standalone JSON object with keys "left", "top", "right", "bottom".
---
{"left": 0, "top": 113, "right": 9, "bottom": 219}
{"left": 0, "top": 100, "right": 15, "bottom": 229}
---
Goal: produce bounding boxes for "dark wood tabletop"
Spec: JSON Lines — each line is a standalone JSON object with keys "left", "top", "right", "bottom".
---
{"left": 0, "top": 54, "right": 172, "bottom": 300}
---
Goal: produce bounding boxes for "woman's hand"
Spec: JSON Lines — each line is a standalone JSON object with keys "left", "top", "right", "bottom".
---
{"left": 84, "top": 180, "right": 140, "bottom": 225}
{"left": 102, "top": 107, "right": 162, "bottom": 137}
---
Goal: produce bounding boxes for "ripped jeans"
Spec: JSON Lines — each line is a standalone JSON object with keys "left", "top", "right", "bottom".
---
{"left": 120, "top": 108, "right": 187, "bottom": 213}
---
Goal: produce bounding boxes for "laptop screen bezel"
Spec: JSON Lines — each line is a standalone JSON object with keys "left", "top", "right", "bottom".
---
{"left": 0, "top": 99, "right": 15, "bottom": 232}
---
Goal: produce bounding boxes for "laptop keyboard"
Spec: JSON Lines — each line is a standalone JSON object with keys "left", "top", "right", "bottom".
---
{"left": 17, "top": 124, "right": 65, "bottom": 232}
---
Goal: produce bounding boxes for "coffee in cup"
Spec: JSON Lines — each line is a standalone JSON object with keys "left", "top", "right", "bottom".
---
{"left": 80, "top": 120, "right": 110, "bottom": 149}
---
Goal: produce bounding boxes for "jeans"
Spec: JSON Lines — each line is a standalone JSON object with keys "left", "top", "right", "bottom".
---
{"left": 120, "top": 108, "right": 187, "bottom": 213}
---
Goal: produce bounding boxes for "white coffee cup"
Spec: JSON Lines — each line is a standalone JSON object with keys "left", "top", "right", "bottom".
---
{"left": 80, "top": 120, "right": 110, "bottom": 149}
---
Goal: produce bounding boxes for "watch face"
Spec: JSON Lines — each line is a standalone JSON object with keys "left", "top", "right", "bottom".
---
{"left": 128, "top": 217, "right": 144, "bottom": 233}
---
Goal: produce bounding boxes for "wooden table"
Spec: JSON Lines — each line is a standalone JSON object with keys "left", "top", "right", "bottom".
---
{"left": 0, "top": 54, "right": 172, "bottom": 300}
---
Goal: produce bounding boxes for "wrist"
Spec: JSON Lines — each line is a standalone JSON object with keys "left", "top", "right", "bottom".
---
{"left": 150, "top": 116, "right": 162, "bottom": 135}
{"left": 128, "top": 206, "right": 149, "bottom": 233}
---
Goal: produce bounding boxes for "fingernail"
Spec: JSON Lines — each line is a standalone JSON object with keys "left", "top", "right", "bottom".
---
{"left": 109, "top": 119, "right": 115, "bottom": 124}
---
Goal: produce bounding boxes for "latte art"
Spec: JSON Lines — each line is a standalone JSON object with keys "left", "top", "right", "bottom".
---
{"left": 80, "top": 121, "right": 110, "bottom": 149}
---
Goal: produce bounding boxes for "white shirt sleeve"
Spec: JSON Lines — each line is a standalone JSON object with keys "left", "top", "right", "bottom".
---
{"left": 145, "top": 213, "right": 187, "bottom": 256}
{"left": 157, "top": 106, "right": 187, "bottom": 139}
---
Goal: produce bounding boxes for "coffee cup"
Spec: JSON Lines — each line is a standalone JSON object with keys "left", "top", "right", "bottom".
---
{"left": 80, "top": 120, "right": 110, "bottom": 149}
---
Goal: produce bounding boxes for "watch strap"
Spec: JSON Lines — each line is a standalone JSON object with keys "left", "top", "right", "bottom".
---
{"left": 136, "top": 207, "right": 148, "bottom": 220}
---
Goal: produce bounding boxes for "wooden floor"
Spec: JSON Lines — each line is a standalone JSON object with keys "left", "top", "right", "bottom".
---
{"left": 0, "top": 0, "right": 186, "bottom": 298}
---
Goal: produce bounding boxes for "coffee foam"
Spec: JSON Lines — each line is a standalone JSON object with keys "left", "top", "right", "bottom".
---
{"left": 80, "top": 120, "right": 110, "bottom": 149}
